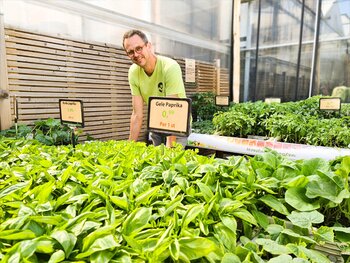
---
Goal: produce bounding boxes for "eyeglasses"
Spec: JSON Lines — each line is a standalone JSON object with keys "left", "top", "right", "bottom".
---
{"left": 125, "top": 43, "right": 147, "bottom": 57}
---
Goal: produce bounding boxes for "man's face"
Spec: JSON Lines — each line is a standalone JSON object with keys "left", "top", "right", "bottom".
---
{"left": 124, "top": 35, "right": 150, "bottom": 67}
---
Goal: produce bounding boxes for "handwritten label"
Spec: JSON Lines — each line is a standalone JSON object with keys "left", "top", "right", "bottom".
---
{"left": 319, "top": 97, "right": 341, "bottom": 111}
{"left": 265, "top": 97, "right": 281, "bottom": 104}
{"left": 215, "top": 96, "right": 230, "bottom": 106}
{"left": 59, "top": 99, "right": 84, "bottom": 127}
{"left": 148, "top": 97, "right": 191, "bottom": 136}
{"left": 185, "top": 58, "right": 196, "bottom": 83}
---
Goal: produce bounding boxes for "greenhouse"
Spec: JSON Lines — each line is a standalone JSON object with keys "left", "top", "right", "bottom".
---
{"left": 0, "top": 0, "right": 350, "bottom": 262}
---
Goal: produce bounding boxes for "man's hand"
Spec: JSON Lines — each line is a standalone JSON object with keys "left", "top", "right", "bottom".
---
{"left": 166, "top": 135, "right": 176, "bottom": 147}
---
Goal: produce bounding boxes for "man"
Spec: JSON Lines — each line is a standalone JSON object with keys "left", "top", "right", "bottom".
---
{"left": 123, "top": 29, "right": 188, "bottom": 147}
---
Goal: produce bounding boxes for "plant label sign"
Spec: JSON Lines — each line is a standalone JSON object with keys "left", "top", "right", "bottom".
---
{"left": 319, "top": 97, "right": 341, "bottom": 111}
{"left": 148, "top": 97, "right": 191, "bottom": 136}
{"left": 59, "top": 99, "right": 84, "bottom": 127}
{"left": 185, "top": 58, "right": 196, "bottom": 83}
{"left": 265, "top": 97, "right": 281, "bottom": 104}
{"left": 215, "top": 95, "right": 230, "bottom": 106}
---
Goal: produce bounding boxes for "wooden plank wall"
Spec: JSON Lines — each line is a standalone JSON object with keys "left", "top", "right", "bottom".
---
{"left": 5, "top": 27, "right": 229, "bottom": 141}
{"left": 219, "top": 68, "right": 230, "bottom": 96}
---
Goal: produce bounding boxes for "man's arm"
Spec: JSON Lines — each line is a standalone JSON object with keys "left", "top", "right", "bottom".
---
{"left": 129, "top": 95, "right": 144, "bottom": 141}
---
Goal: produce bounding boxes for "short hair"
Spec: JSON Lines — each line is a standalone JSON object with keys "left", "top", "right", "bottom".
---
{"left": 122, "top": 29, "right": 148, "bottom": 48}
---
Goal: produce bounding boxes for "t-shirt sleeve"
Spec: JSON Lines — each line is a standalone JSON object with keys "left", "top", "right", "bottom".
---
{"left": 128, "top": 66, "right": 141, "bottom": 96}
{"left": 164, "top": 63, "right": 186, "bottom": 97}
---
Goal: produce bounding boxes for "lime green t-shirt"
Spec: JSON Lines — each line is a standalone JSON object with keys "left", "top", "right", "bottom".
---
{"left": 128, "top": 55, "right": 186, "bottom": 105}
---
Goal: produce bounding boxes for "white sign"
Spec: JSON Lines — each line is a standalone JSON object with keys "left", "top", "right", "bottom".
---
{"left": 185, "top": 58, "right": 196, "bottom": 83}
{"left": 319, "top": 98, "right": 341, "bottom": 111}
{"left": 59, "top": 99, "right": 84, "bottom": 127}
{"left": 215, "top": 96, "right": 230, "bottom": 106}
{"left": 265, "top": 97, "right": 281, "bottom": 104}
{"left": 148, "top": 97, "right": 191, "bottom": 136}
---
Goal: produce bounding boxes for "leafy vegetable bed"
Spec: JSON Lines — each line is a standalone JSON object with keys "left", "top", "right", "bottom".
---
{"left": 1, "top": 138, "right": 350, "bottom": 262}
{"left": 209, "top": 96, "right": 350, "bottom": 148}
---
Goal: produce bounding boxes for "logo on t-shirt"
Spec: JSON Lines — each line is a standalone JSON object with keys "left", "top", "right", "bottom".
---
{"left": 158, "top": 82, "right": 164, "bottom": 93}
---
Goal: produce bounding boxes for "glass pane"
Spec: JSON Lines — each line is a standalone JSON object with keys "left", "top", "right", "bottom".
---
{"left": 314, "top": 0, "right": 350, "bottom": 99}
{"left": 248, "top": 0, "right": 307, "bottom": 102}
{"left": 242, "top": 0, "right": 321, "bottom": 102}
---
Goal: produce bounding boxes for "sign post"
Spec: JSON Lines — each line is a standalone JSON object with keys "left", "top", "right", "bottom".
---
{"left": 148, "top": 97, "right": 191, "bottom": 137}
{"left": 59, "top": 99, "right": 84, "bottom": 148}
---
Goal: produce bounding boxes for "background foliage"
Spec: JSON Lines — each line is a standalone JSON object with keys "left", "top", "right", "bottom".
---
{"left": 208, "top": 96, "right": 350, "bottom": 148}
{"left": 0, "top": 118, "right": 79, "bottom": 146}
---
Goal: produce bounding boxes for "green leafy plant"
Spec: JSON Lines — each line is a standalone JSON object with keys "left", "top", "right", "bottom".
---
{"left": 0, "top": 118, "right": 79, "bottom": 146}
{"left": 1, "top": 138, "right": 350, "bottom": 262}
{"left": 211, "top": 96, "right": 350, "bottom": 148}
{"left": 191, "top": 92, "right": 228, "bottom": 121}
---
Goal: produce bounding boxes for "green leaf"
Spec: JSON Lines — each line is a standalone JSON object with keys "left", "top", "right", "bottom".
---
{"left": 196, "top": 164, "right": 216, "bottom": 174}
{"left": 35, "top": 238, "right": 56, "bottom": 254}
{"left": 0, "top": 182, "right": 29, "bottom": 199}
{"left": 197, "top": 182, "right": 214, "bottom": 203}
{"left": 219, "top": 198, "right": 244, "bottom": 212}
{"left": 332, "top": 226, "right": 350, "bottom": 234}
{"left": 82, "top": 225, "right": 118, "bottom": 252}
{"left": 296, "top": 245, "right": 330, "bottom": 263}
{"left": 76, "top": 234, "right": 120, "bottom": 258}
{"left": 233, "top": 208, "right": 258, "bottom": 226}
{"left": 5, "top": 239, "right": 38, "bottom": 260}
{"left": 285, "top": 187, "right": 320, "bottom": 211}
{"left": 70, "top": 220, "right": 101, "bottom": 237}
{"left": 267, "top": 254, "right": 294, "bottom": 263}
{"left": 214, "top": 222, "right": 236, "bottom": 251}
{"left": 287, "top": 211, "right": 324, "bottom": 229}
{"left": 162, "top": 195, "right": 183, "bottom": 217}
{"left": 283, "top": 175, "right": 308, "bottom": 188}
{"left": 162, "top": 170, "right": 178, "bottom": 185}
{"left": 220, "top": 216, "right": 237, "bottom": 233}
{"left": 51, "top": 230, "right": 77, "bottom": 257}
{"left": 332, "top": 226, "right": 350, "bottom": 242}
{"left": 255, "top": 238, "right": 290, "bottom": 255}
{"left": 91, "top": 250, "right": 115, "bottom": 263}
{"left": 281, "top": 229, "right": 315, "bottom": 244}
{"left": 48, "top": 250, "right": 65, "bottom": 263}
{"left": 122, "top": 207, "right": 152, "bottom": 236}
{"left": 221, "top": 253, "right": 241, "bottom": 263}
{"left": 266, "top": 224, "right": 284, "bottom": 239}
{"left": 175, "top": 177, "right": 189, "bottom": 192}
{"left": 110, "top": 194, "right": 129, "bottom": 211}
{"left": 260, "top": 195, "right": 290, "bottom": 216}
{"left": 301, "top": 158, "right": 329, "bottom": 176}
{"left": 0, "top": 229, "right": 36, "bottom": 240}
{"left": 29, "top": 215, "right": 63, "bottom": 225}
{"left": 170, "top": 238, "right": 180, "bottom": 261}
{"left": 313, "top": 226, "right": 334, "bottom": 242}
{"left": 135, "top": 185, "right": 162, "bottom": 206}
{"left": 251, "top": 210, "right": 269, "bottom": 229}
{"left": 306, "top": 173, "right": 350, "bottom": 204}
{"left": 178, "top": 237, "right": 217, "bottom": 260}
{"left": 181, "top": 204, "right": 204, "bottom": 229}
